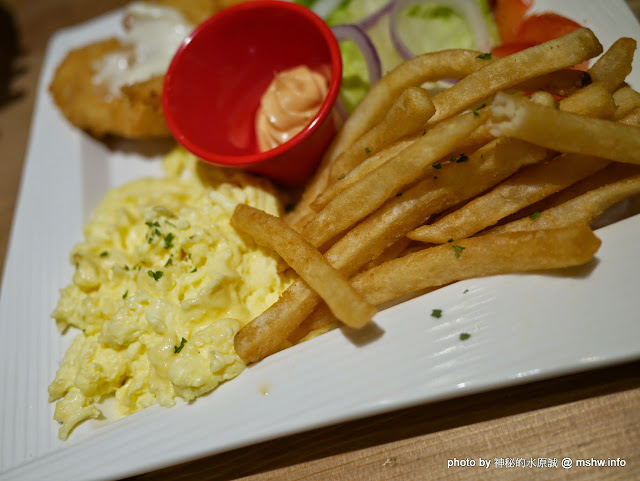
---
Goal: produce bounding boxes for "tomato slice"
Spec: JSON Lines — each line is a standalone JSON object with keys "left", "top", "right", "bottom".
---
{"left": 517, "top": 12, "right": 583, "bottom": 44}
{"left": 492, "top": 3, "right": 586, "bottom": 69}
{"left": 493, "top": 0, "right": 532, "bottom": 44}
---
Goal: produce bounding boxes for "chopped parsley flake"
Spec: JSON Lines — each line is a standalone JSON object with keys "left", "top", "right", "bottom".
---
{"left": 452, "top": 244, "right": 465, "bottom": 258}
{"left": 530, "top": 211, "right": 541, "bottom": 220}
{"left": 163, "top": 232, "right": 175, "bottom": 249}
{"left": 459, "top": 332, "right": 471, "bottom": 341}
{"left": 451, "top": 154, "right": 469, "bottom": 163}
{"left": 365, "top": 147, "right": 371, "bottom": 154}
{"left": 147, "top": 270, "right": 164, "bottom": 281}
{"left": 396, "top": 192, "right": 403, "bottom": 197}
{"left": 476, "top": 53, "right": 492, "bottom": 59}
{"left": 472, "top": 103, "right": 487, "bottom": 117}
{"left": 165, "top": 256, "right": 173, "bottom": 267}
{"left": 432, "top": 162, "right": 442, "bottom": 169}
{"left": 190, "top": 267, "right": 198, "bottom": 273}
{"left": 337, "top": 175, "right": 346, "bottom": 180}
{"left": 447, "top": 238, "right": 454, "bottom": 243}
{"left": 463, "top": 289, "right": 469, "bottom": 294}
{"left": 431, "top": 309, "right": 443, "bottom": 318}
{"left": 145, "top": 222, "right": 165, "bottom": 244}
{"left": 99, "top": 251, "right": 109, "bottom": 257}
{"left": 174, "top": 337, "right": 187, "bottom": 354}
{"left": 122, "top": 290, "right": 128, "bottom": 299}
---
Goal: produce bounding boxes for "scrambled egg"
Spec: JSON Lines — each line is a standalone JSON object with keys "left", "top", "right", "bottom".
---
{"left": 49, "top": 148, "right": 292, "bottom": 439}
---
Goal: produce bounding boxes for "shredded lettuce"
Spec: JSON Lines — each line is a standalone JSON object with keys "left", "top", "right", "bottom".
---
{"left": 337, "top": 41, "right": 372, "bottom": 113}
{"left": 325, "top": 0, "right": 391, "bottom": 25}
{"left": 308, "top": 0, "right": 499, "bottom": 112}
{"left": 396, "top": 1, "right": 500, "bottom": 58}
{"left": 294, "top": 0, "right": 318, "bottom": 7}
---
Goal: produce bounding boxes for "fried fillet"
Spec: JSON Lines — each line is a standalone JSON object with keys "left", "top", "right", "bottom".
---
{"left": 155, "top": 0, "right": 219, "bottom": 24}
{"left": 49, "top": 38, "right": 170, "bottom": 139}
{"left": 49, "top": 0, "right": 253, "bottom": 139}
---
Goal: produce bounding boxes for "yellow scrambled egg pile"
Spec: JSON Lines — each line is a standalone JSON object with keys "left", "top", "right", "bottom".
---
{"left": 49, "top": 148, "right": 292, "bottom": 440}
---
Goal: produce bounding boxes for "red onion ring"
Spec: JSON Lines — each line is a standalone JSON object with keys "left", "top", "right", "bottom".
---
{"left": 331, "top": 24, "right": 382, "bottom": 84}
{"left": 331, "top": 24, "right": 383, "bottom": 116}
{"left": 389, "top": 0, "right": 492, "bottom": 60}
{"left": 357, "top": 2, "right": 394, "bottom": 30}
{"left": 333, "top": 95, "right": 350, "bottom": 120}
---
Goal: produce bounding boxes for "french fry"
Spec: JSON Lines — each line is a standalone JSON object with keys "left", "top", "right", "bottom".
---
{"left": 485, "top": 172, "right": 640, "bottom": 235}
{"left": 327, "top": 87, "right": 435, "bottom": 183}
{"left": 363, "top": 236, "right": 414, "bottom": 271}
{"left": 286, "top": 50, "right": 495, "bottom": 229}
{"left": 238, "top": 29, "right": 637, "bottom": 367}
{"left": 311, "top": 138, "right": 414, "bottom": 212}
{"left": 587, "top": 37, "right": 636, "bottom": 92}
{"left": 235, "top": 279, "right": 322, "bottom": 364}
{"left": 557, "top": 82, "right": 616, "bottom": 118}
{"left": 407, "top": 153, "right": 610, "bottom": 244}
{"left": 613, "top": 86, "right": 640, "bottom": 119}
{"left": 352, "top": 225, "right": 600, "bottom": 306}
{"left": 528, "top": 91, "right": 558, "bottom": 108}
{"left": 303, "top": 111, "right": 487, "bottom": 248}
{"left": 287, "top": 31, "right": 601, "bottom": 230}
{"left": 313, "top": 108, "right": 496, "bottom": 212}
{"left": 324, "top": 49, "right": 495, "bottom": 163}
{"left": 231, "top": 205, "right": 376, "bottom": 329}
{"left": 516, "top": 69, "right": 592, "bottom": 97}
{"left": 494, "top": 162, "right": 640, "bottom": 225}
{"left": 289, "top": 304, "right": 339, "bottom": 343}
{"left": 323, "top": 138, "right": 548, "bottom": 274}
{"left": 294, "top": 225, "right": 602, "bottom": 338}
{"left": 491, "top": 92, "right": 640, "bottom": 164}
{"left": 619, "top": 106, "right": 640, "bottom": 126}
{"left": 236, "top": 139, "right": 548, "bottom": 362}
{"left": 428, "top": 28, "right": 603, "bottom": 124}
{"left": 551, "top": 38, "right": 637, "bottom": 116}
{"left": 408, "top": 80, "right": 623, "bottom": 244}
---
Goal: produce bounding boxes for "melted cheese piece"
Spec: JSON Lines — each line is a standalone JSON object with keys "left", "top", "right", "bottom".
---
{"left": 92, "top": 2, "right": 194, "bottom": 96}
{"left": 49, "top": 149, "right": 292, "bottom": 439}
{"left": 255, "top": 65, "right": 329, "bottom": 151}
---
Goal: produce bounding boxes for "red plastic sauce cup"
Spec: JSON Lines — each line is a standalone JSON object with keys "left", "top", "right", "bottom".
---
{"left": 163, "top": 0, "right": 342, "bottom": 186}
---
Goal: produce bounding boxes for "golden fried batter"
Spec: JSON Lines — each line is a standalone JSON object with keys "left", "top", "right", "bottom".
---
{"left": 155, "top": 0, "right": 220, "bottom": 24}
{"left": 49, "top": 1, "right": 242, "bottom": 139}
{"left": 49, "top": 38, "right": 170, "bottom": 138}
{"left": 50, "top": 0, "right": 253, "bottom": 139}
{"left": 153, "top": 0, "right": 252, "bottom": 24}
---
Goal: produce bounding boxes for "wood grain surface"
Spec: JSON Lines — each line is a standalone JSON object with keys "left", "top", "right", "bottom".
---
{"left": 1, "top": 1, "right": 639, "bottom": 480}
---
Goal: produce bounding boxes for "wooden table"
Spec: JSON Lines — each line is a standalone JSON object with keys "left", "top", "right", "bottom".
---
{"left": 1, "top": 1, "right": 639, "bottom": 480}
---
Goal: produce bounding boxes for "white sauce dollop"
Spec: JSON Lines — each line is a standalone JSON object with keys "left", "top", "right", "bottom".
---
{"left": 92, "top": 2, "right": 194, "bottom": 96}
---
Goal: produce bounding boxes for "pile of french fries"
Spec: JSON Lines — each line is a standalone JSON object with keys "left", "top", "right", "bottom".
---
{"left": 230, "top": 28, "right": 640, "bottom": 364}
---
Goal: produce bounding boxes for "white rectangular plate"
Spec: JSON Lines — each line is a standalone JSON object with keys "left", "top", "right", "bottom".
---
{"left": 2, "top": 1, "right": 640, "bottom": 480}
